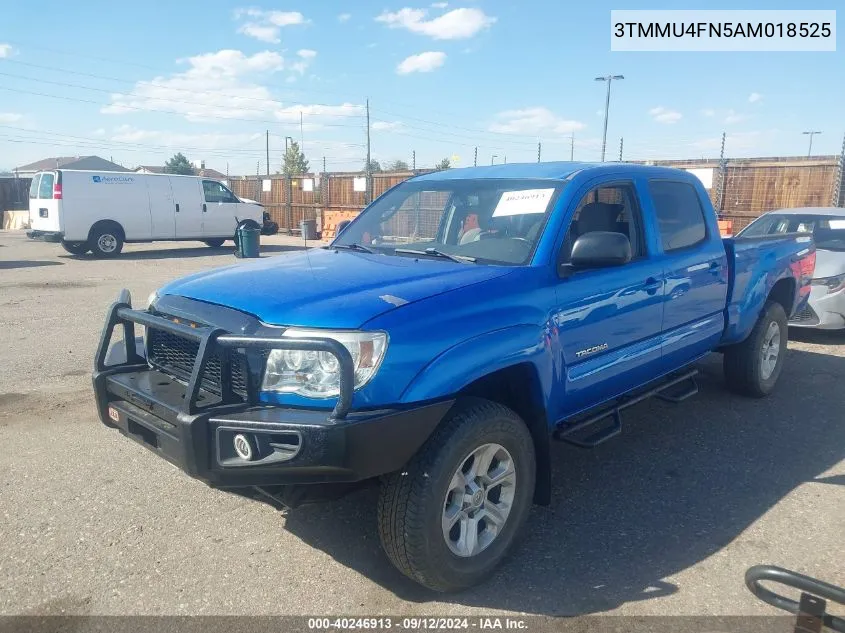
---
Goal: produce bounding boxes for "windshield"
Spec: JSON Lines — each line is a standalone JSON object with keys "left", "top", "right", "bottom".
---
{"left": 740, "top": 213, "right": 845, "bottom": 251}
{"left": 332, "top": 179, "right": 564, "bottom": 265}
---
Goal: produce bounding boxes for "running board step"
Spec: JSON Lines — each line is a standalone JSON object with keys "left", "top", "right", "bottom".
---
{"left": 553, "top": 370, "right": 699, "bottom": 449}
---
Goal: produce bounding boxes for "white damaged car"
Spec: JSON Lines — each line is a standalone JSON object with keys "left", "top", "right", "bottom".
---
{"left": 739, "top": 207, "right": 845, "bottom": 329}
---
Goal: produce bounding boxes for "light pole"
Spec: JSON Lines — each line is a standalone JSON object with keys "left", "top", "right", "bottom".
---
{"left": 802, "top": 131, "right": 821, "bottom": 157}
{"left": 491, "top": 154, "right": 498, "bottom": 165}
{"left": 595, "top": 74, "right": 624, "bottom": 162}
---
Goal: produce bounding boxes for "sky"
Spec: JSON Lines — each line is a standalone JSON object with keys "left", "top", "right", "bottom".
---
{"left": 0, "top": 0, "right": 842, "bottom": 174}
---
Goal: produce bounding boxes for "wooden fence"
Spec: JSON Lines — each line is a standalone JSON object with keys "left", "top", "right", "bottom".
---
{"left": 230, "top": 157, "right": 844, "bottom": 238}
{"left": 0, "top": 177, "right": 31, "bottom": 212}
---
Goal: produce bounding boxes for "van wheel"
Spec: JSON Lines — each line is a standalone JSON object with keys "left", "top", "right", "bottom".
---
{"left": 61, "top": 241, "right": 89, "bottom": 256}
{"left": 203, "top": 239, "right": 226, "bottom": 248}
{"left": 377, "top": 398, "right": 535, "bottom": 592}
{"left": 723, "top": 300, "right": 788, "bottom": 397}
{"left": 90, "top": 225, "right": 124, "bottom": 258}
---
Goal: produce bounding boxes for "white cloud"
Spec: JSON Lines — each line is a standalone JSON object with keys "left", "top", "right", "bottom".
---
{"left": 376, "top": 7, "right": 495, "bottom": 39}
{"left": 274, "top": 103, "right": 364, "bottom": 124}
{"left": 0, "top": 112, "right": 23, "bottom": 123}
{"left": 431, "top": 1, "right": 448, "bottom": 7}
{"left": 700, "top": 108, "right": 716, "bottom": 117}
{"left": 0, "top": 43, "right": 13, "bottom": 58}
{"left": 724, "top": 109, "right": 746, "bottom": 124}
{"left": 289, "top": 49, "right": 317, "bottom": 75}
{"left": 338, "top": 13, "right": 352, "bottom": 22}
{"left": 649, "top": 106, "right": 682, "bottom": 124}
{"left": 748, "top": 92, "right": 762, "bottom": 103}
{"left": 397, "top": 51, "right": 447, "bottom": 74}
{"left": 109, "top": 125, "right": 262, "bottom": 148}
{"left": 234, "top": 9, "right": 307, "bottom": 43}
{"left": 101, "top": 49, "right": 335, "bottom": 122}
{"left": 488, "top": 107, "right": 585, "bottom": 135}
{"left": 372, "top": 120, "right": 403, "bottom": 131}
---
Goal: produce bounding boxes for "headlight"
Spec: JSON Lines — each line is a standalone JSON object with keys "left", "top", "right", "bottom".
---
{"left": 146, "top": 290, "right": 159, "bottom": 310}
{"left": 261, "top": 329, "right": 388, "bottom": 398}
{"left": 811, "top": 273, "right": 845, "bottom": 293}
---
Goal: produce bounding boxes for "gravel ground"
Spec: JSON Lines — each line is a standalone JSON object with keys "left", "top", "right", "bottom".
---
{"left": 0, "top": 230, "right": 842, "bottom": 617}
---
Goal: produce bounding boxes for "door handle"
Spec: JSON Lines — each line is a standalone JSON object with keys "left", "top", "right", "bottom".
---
{"left": 709, "top": 261, "right": 722, "bottom": 271}
{"left": 202, "top": 203, "right": 207, "bottom": 213}
{"left": 643, "top": 277, "right": 663, "bottom": 294}
{"left": 175, "top": 203, "right": 180, "bottom": 212}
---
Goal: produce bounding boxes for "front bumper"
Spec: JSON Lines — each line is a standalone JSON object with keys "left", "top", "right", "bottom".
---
{"left": 26, "top": 230, "right": 63, "bottom": 243}
{"left": 789, "top": 286, "right": 845, "bottom": 330}
{"left": 93, "top": 291, "right": 452, "bottom": 489}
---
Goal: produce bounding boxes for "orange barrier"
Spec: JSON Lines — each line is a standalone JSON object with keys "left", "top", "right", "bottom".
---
{"left": 321, "top": 210, "right": 360, "bottom": 240}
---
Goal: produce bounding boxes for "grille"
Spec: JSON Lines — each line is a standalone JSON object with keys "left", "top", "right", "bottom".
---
{"left": 148, "top": 328, "right": 248, "bottom": 399}
{"left": 789, "top": 305, "right": 819, "bottom": 325}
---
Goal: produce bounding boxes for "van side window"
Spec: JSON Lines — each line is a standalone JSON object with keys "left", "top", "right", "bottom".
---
{"left": 203, "top": 180, "right": 237, "bottom": 203}
{"left": 649, "top": 181, "right": 707, "bottom": 251}
{"left": 38, "top": 173, "right": 54, "bottom": 199}
{"left": 561, "top": 183, "right": 644, "bottom": 262}
{"left": 29, "top": 174, "right": 42, "bottom": 200}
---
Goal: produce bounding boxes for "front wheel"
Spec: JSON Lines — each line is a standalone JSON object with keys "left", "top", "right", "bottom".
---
{"left": 723, "top": 300, "right": 788, "bottom": 397}
{"left": 377, "top": 398, "right": 535, "bottom": 592}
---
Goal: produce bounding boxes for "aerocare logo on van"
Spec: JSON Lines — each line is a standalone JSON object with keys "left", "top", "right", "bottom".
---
{"left": 91, "top": 175, "right": 135, "bottom": 184}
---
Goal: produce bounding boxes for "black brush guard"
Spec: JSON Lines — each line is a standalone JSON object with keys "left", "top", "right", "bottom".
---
{"left": 94, "top": 290, "right": 354, "bottom": 419}
{"left": 91, "top": 290, "right": 452, "bottom": 493}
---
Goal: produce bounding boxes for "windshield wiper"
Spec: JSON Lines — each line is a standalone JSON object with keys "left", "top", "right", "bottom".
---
{"left": 333, "top": 242, "right": 374, "bottom": 254}
{"left": 394, "top": 247, "right": 476, "bottom": 264}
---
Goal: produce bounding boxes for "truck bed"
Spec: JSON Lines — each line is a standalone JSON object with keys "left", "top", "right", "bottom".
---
{"left": 721, "top": 233, "right": 815, "bottom": 345}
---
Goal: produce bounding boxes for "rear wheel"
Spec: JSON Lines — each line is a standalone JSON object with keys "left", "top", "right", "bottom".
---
{"left": 61, "top": 241, "right": 89, "bottom": 256}
{"left": 724, "top": 300, "right": 788, "bottom": 397}
{"left": 203, "top": 238, "right": 225, "bottom": 248}
{"left": 89, "top": 225, "right": 124, "bottom": 258}
{"left": 377, "top": 398, "right": 535, "bottom": 592}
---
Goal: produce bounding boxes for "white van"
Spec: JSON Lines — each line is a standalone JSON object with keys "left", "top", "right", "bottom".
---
{"left": 27, "top": 170, "right": 263, "bottom": 257}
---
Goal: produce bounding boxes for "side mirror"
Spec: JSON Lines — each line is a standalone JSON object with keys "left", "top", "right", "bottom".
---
{"left": 566, "top": 231, "right": 632, "bottom": 271}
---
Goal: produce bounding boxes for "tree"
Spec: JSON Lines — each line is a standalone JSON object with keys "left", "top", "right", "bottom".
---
{"left": 365, "top": 159, "right": 382, "bottom": 173}
{"left": 164, "top": 152, "right": 195, "bottom": 175}
{"left": 282, "top": 141, "right": 310, "bottom": 176}
{"left": 435, "top": 157, "right": 451, "bottom": 170}
{"left": 386, "top": 159, "right": 409, "bottom": 172}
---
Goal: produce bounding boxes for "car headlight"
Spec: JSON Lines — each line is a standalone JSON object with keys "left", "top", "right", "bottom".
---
{"left": 261, "top": 329, "right": 388, "bottom": 398}
{"left": 146, "top": 290, "right": 159, "bottom": 310}
{"left": 811, "top": 273, "right": 845, "bottom": 294}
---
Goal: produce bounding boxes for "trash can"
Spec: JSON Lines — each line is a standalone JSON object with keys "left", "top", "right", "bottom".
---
{"left": 300, "top": 218, "right": 317, "bottom": 241}
{"left": 234, "top": 221, "right": 261, "bottom": 258}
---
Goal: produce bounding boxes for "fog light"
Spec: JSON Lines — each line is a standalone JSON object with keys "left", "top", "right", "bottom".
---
{"left": 233, "top": 433, "right": 255, "bottom": 461}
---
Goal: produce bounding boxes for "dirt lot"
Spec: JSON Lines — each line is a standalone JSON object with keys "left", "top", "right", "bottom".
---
{"left": 0, "top": 230, "right": 842, "bottom": 616}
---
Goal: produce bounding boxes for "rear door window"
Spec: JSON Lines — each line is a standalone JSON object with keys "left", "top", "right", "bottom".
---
{"left": 38, "top": 173, "right": 54, "bottom": 199}
{"left": 649, "top": 181, "right": 707, "bottom": 252}
{"left": 29, "top": 174, "right": 42, "bottom": 199}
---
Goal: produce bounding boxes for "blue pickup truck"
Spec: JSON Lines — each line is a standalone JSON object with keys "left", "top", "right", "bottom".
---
{"left": 94, "top": 163, "right": 815, "bottom": 592}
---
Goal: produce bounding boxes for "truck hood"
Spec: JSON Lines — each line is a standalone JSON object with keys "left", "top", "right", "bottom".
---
{"left": 159, "top": 248, "right": 514, "bottom": 328}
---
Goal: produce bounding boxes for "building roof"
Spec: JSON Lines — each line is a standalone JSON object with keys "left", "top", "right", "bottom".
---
{"left": 14, "top": 156, "right": 129, "bottom": 173}
{"left": 134, "top": 165, "right": 165, "bottom": 174}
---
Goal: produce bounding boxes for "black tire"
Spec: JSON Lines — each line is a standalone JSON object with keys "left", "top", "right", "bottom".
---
{"left": 378, "top": 398, "right": 536, "bottom": 592}
{"left": 61, "top": 241, "right": 89, "bottom": 256}
{"left": 89, "top": 224, "right": 124, "bottom": 258}
{"left": 203, "top": 238, "right": 226, "bottom": 248}
{"left": 723, "top": 300, "right": 788, "bottom": 398}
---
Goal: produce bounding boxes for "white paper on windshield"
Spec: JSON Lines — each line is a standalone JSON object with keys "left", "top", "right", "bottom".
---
{"left": 829, "top": 220, "right": 845, "bottom": 229}
{"left": 492, "top": 189, "right": 555, "bottom": 217}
